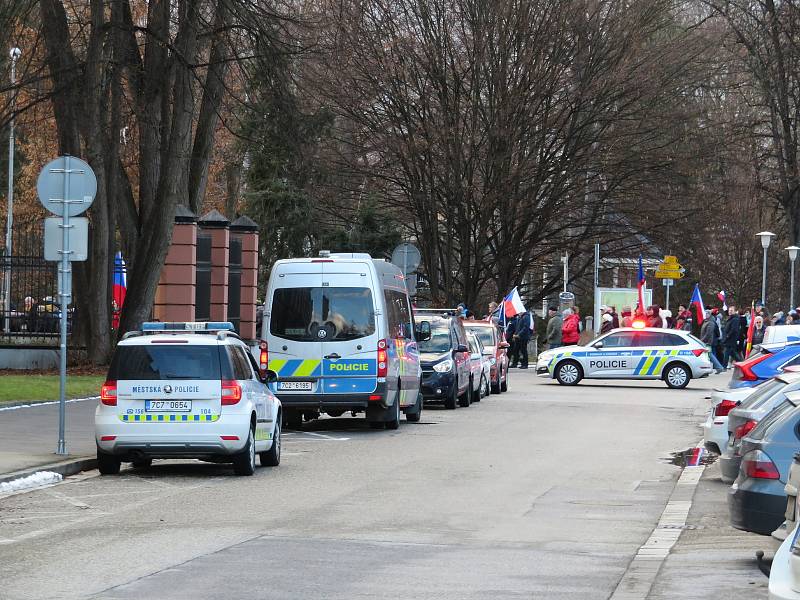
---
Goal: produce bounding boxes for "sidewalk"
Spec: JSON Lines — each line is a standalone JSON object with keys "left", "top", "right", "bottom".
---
{"left": 0, "top": 398, "right": 97, "bottom": 476}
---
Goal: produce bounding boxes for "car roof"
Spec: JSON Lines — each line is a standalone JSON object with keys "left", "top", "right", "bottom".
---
{"left": 462, "top": 320, "right": 496, "bottom": 328}
{"left": 119, "top": 332, "right": 244, "bottom": 347}
{"left": 607, "top": 327, "right": 690, "bottom": 334}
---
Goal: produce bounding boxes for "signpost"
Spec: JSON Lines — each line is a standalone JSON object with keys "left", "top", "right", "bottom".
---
{"left": 37, "top": 156, "right": 96, "bottom": 455}
{"left": 654, "top": 256, "right": 685, "bottom": 311}
{"left": 391, "top": 242, "right": 421, "bottom": 297}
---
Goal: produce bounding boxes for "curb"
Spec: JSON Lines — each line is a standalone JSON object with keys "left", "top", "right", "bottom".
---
{"left": 0, "top": 456, "right": 97, "bottom": 486}
{"left": 0, "top": 396, "right": 99, "bottom": 411}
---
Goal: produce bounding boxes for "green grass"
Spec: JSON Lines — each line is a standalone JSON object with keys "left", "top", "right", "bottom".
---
{"left": 0, "top": 375, "right": 105, "bottom": 404}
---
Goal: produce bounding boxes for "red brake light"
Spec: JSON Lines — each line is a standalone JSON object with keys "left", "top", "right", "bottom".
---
{"left": 259, "top": 340, "right": 269, "bottom": 373}
{"left": 714, "top": 399, "right": 738, "bottom": 417}
{"left": 377, "top": 339, "right": 388, "bottom": 377}
{"left": 101, "top": 381, "right": 117, "bottom": 406}
{"left": 743, "top": 450, "right": 780, "bottom": 479}
{"left": 733, "top": 353, "right": 770, "bottom": 381}
{"left": 221, "top": 380, "right": 242, "bottom": 405}
{"left": 734, "top": 419, "right": 757, "bottom": 440}
{"left": 692, "top": 348, "right": 706, "bottom": 357}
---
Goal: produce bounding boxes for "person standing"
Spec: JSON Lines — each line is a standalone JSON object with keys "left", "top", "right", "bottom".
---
{"left": 512, "top": 311, "right": 532, "bottom": 369}
{"left": 601, "top": 313, "right": 614, "bottom": 333}
{"left": 561, "top": 308, "right": 581, "bottom": 346}
{"left": 723, "top": 305, "right": 741, "bottom": 368}
{"left": 546, "top": 306, "right": 562, "bottom": 350}
{"left": 486, "top": 301, "right": 498, "bottom": 322}
{"left": 700, "top": 309, "right": 724, "bottom": 373}
{"left": 752, "top": 315, "right": 766, "bottom": 346}
{"left": 506, "top": 315, "right": 519, "bottom": 367}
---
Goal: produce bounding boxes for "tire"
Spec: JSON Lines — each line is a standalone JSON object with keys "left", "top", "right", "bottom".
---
{"left": 482, "top": 374, "right": 490, "bottom": 398}
{"left": 555, "top": 360, "right": 582, "bottom": 386}
{"left": 445, "top": 383, "right": 458, "bottom": 409}
{"left": 97, "top": 450, "right": 121, "bottom": 475}
{"left": 500, "top": 368, "right": 508, "bottom": 392}
{"left": 259, "top": 420, "right": 281, "bottom": 467}
{"left": 664, "top": 363, "right": 691, "bottom": 389}
{"left": 369, "top": 420, "right": 385, "bottom": 429}
{"left": 474, "top": 375, "right": 485, "bottom": 402}
{"left": 233, "top": 426, "right": 256, "bottom": 476}
{"left": 406, "top": 392, "right": 422, "bottom": 422}
{"left": 131, "top": 458, "right": 152, "bottom": 469}
{"left": 458, "top": 379, "right": 472, "bottom": 407}
{"left": 284, "top": 410, "right": 303, "bottom": 430}
{"left": 385, "top": 399, "right": 400, "bottom": 430}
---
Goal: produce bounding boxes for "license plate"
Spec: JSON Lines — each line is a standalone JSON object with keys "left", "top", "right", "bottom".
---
{"left": 145, "top": 400, "right": 192, "bottom": 412}
{"left": 278, "top": 381, "right": 312, "bottom": 391}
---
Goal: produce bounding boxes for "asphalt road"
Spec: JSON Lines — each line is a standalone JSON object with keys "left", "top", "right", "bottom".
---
{"left": 0, "top": 371, "right": 733, "bottom": 599}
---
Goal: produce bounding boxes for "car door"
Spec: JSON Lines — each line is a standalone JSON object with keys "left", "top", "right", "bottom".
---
{"left": 243, "top": 349, "right": 273, "bottom": 447}
{"left": 586, "top": 331, "right": 637, "bottom": 377}
{"left": 453, "top": 325, "right": 470, "bottom": 393}
{"left": 632, "top": 331, "right": 672, "bottom": 377}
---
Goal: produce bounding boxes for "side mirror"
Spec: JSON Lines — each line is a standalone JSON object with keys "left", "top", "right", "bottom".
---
{"left": 455, "top": 344, "right": 470, "bottom": 354}
{"left": 261, "top": 369, "right": 279, "bottom": 384}
{"left": 415, "top": 321, "right": 432, "bottom": 342}
{"left": 498, "top": 341, "right": 510, "bottom": 349}
{"left": 592, "top": 341, "right": 604, "bottom": 349}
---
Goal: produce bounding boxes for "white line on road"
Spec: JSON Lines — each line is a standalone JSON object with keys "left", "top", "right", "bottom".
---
{"left": 0, "top": 396, "right": 98, "bottom": 412}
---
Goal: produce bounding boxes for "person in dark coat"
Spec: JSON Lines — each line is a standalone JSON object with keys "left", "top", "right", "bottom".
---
{"left": 511, "top": 311, "right": 532, "bottom": 369}
{"left": 700, "top": 309, "right": 724, "bottom": 373}
{"left": 723, "top": 306, "right": 741, "bottom": 368}
{"left": 506, "top": 315, "right": 519, "bottom": 367}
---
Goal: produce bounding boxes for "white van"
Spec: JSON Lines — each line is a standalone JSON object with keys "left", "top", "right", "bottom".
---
{"left": 260, "top": 252, "right": 427, "bottom": 429}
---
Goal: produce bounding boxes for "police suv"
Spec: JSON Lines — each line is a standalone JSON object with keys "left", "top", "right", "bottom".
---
{"left": 536, "top": 327, "right": 714, "bottom": 388}
{"left": 95, "top": 322, "right": 282, "bottom": 476}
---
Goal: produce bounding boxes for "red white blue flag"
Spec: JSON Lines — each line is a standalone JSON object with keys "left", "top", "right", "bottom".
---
{"left": 503, "top": 287, "right": 526, "bottom": 319}
{"left": 691, "top": 284, "right": 705, "bottom": 325}
{"left": 112, "top": 252, "right": 127, "bottom": 329}
{"left": 637, "top": 255, "right": 646, "bottom": 313}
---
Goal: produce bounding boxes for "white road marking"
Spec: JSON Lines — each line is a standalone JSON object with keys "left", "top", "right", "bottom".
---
{"left": 284, "top": 431, "right": 351, "bottom": 441}
{"left": 0, "top": 396, "right": 98, "bottom": 412}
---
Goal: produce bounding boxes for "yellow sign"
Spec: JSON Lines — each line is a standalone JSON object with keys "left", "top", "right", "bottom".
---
{"left": 655, "top": 255, "right": 684, "bottom": 279}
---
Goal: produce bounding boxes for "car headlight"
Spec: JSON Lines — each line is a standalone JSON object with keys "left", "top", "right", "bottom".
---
{"left": 433, "top": 359, "right": 454, "bottom": 373}
{"left": 539, "top": 352, "right": 552, "bottom": 362}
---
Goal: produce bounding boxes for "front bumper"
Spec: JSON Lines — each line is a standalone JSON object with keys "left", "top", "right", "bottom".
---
{"left": 420, "top": 370, "right": 456, "bottom": 401}
{"left": 728, "top": 479, "right": 787, "bottom": 535}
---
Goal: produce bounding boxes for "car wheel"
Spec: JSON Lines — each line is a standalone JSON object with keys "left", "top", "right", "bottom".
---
{"left": 131, "top": 458, "right": 152, "bottom": 469}
{"left": 555, "top": 360, "right": 582, "bottom": 386}
{"left": 459, "top": 378, "right": 472, "bottom": 407}
{"left": 500, "top": 368, "right": 508, "bottom": 392}
{"left": 475, "top": 375, "right": 485, "bottom": 401}
{"left": 97, "top": 449, "right": 121, "bottom": 475}
{"left": 284, "top": 410, "right": 303, "bottom": 430}
{"left": 664, "top": 363, "right": 691, "bottom": 389}
{"left": 259, "top": 420, "right": 281, "bottom": 467}
{"left": 445, "top": 383, "right": 458, "bottom": 409}
{"left": 385, "top": 399, "right": 401, "bottom": 430}
{"left": 483, "top": 374, "right": 490, "bottom": 397}
{"left": 406, "top": 392, "right": 422, "bottom": 422}
{"left": 233, "top": 425, "right": 256, "bottom": 476}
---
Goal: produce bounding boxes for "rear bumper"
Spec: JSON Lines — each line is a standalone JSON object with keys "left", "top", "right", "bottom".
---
{"left": 719, "top": 451, "right": 742, "bottom": 484}
{"left": 277, "top": 382, "right": 387, "bottom": 411}
{"left": 702, "top": 415, "right": 728, "bottom": 454}
{"left": 728, "top": 480, "right": 787, "bottom": 535}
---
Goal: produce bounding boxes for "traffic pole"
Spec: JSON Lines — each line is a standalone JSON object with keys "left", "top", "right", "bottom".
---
{"left": 56, "top": 157, "right": 72, "bottom": 456}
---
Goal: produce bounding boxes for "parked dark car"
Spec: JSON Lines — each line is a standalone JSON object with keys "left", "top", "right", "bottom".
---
{"left": 414, "top": 312, "right": 472, "bottom": 408}
{"left": 728, "top": 393, "right": 800, "bottom": 535}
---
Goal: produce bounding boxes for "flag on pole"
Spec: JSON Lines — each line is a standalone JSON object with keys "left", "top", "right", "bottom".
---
{"left": 690, "top": 284, "right": 705, "bottom": 325}
{"left": 746, "top": 301, "right": 756, "bottom": 357}
{"left": 502, "top": 287, "right": 526, "bottom": 319}
{"left": 717, "top": 291, "right": 727, "bottom": 311}
{"left": 112, "top": 252, "right": 127, "bottom": 330}
{"left": 637, "top": 255, "right": 646, "bottom": 314}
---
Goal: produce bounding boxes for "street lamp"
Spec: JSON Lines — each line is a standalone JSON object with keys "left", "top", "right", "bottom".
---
{"left": 788, "top": 246, "right": 800, "bottom": 310}
{"left": 3, "top": 47, "right": 20, "bottom": 333}
{"left": 757, "top": 231, "right": 776, "bottom": 307}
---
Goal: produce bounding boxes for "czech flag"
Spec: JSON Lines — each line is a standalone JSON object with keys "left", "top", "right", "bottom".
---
{"left": 112, "top": 252, "right": 127, "bottom": 329}
{"left": 690, "top": 284, "right": 705, "bottom": 325}
{"left": 717, "top": 290, "right": 727, "bottom": 311}
{"left": 503, "top": 287, "right": 526, "bottom": 319}
{"left": 637, "top": 255, "right": 646, "bottom": 313}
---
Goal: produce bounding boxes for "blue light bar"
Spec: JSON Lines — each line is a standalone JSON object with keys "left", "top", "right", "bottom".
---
{"left": 141, "top": 322, "right": 235, "bottom": 332}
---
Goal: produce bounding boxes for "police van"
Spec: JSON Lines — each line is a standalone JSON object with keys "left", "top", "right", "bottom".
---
{"left": 260, "top": 252, "right": 427, "bottom": 429}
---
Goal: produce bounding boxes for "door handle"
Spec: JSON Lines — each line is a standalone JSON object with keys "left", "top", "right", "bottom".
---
{"left": 324, "top": 353, "right": 341, "bottom": 359}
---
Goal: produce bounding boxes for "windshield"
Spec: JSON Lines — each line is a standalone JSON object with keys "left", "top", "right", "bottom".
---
{"left": 108, "top": 345, "right": 224, "bottom": 380}
{"left": 419, "top": 323, "right": 452, "bottom": 354}
{"left": 270, "top": 287, "right": 375, "bottom": 342}
{"left": 467, "top": 326, "right": 495, "bottom": 347}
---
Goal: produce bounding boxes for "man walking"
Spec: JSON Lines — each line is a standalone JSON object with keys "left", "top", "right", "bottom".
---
{"left": 723, "top": 305, "right": 740, "bottom": 368}
{"left": 700, "top": 309, "right": 724, "bottom": 373}
{"left": 546, "top": 306, "right": 562, "bottom": 350}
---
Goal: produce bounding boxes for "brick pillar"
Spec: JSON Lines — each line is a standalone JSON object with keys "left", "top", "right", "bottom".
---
{"left": 199, "top": 209, "right": 230, "bottom": 322}
{"left": 231, "top": 216, "right": 259, "bottom": 340}
{"left": 154, "top": 205, "right": 197, "bottom": 322}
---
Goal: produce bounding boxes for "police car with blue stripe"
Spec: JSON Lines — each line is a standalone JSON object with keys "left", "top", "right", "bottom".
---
{"left": 95, "top": 322, "right": 282, "bottom": 476}
{"left": 536, "top": 327, "right": 714, "bottom": 388}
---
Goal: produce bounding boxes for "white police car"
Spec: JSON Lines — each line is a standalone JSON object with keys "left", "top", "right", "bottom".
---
{"left": 536, "top": 327, "right": 714, "bottom": 388}
{"left": 95, "top": 322, "right": 282, "bottom": 476}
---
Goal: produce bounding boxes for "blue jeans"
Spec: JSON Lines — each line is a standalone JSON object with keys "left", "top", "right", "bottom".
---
{"left": 707, "top": 348, "right": 724, "bottom": 372}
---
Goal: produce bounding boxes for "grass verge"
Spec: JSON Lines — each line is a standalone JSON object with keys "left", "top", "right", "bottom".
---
{"left": 0, "top": 375, "right": 104, "bottom": 404}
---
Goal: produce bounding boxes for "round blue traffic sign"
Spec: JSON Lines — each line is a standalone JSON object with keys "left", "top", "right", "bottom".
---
{"left": 36, "top": 155, "right": 97, "bottom": 217}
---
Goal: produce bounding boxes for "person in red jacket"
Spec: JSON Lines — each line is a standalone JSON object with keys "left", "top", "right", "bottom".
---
{"left": 561, "top": 308, "right": 581, "bottom": 345}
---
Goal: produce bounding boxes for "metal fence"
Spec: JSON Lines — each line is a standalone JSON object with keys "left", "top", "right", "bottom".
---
{"left": 0, "top": 219, "right": 70, "bottom": 345}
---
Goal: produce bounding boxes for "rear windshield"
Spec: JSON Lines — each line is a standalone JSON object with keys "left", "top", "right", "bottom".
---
{"left": 108, "top": 345, "right": 225, "bottom": 380}
{"left": 467, "top": 326, "right": 495, "bottom": 347}
{"left": 270, "top": 287, "right": 376, "bottom": 342}
{"left": 749, "top": 400, "right": 796, "bottom": 441}
{"left": 418, "top": 321, "right": 452, "bottom": 354}
{"left": 740, "top": 379, "right": 786, "bottom": 410}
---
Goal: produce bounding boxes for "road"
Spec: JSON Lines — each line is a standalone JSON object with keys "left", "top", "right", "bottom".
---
{"left": 0, "top": 371, "right": 763, "bottom": 599}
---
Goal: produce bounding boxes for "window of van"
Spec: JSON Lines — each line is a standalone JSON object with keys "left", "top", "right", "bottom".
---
{"left": 385, "top": 289, "right": 413, "bottom": 339}
{"left": 271, "top": 287, "right": 376, "bottom": 342}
